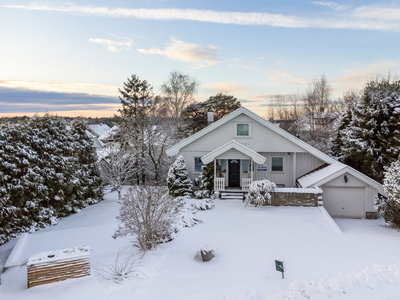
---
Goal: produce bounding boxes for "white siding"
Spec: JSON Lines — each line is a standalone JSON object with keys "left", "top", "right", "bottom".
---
{"left": 180, "top": 151, "right": 209, "bottom": 182}
{"left": 255, "top": 152, "right": 294, "bottom": 187}
{"left": 181, "top": 114, "right": 306, "bottom": 153}
{"left": 365, "top": 186, "right": 378, "bottom": 212}
{"left": 296, "top": 153, "right": 325, "bottom": 178}
{"left": 322, "top": 173, "right": 368, "bottom": 188}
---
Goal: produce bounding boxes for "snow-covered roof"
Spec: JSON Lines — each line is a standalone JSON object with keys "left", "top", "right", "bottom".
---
{"left": 201, "top": 140, "right": 266, "bottom": 165}
{"left": 98, "top": 125, "right": 118, "bottom": 142}
{"left": 297, "top": 161, "right": 384, "bottom": 195}
{"left": 88, "top": 124, "right": 111, "bottom": 137}
{"left": 274, "top": 187, "right": 323, "bottom": 194}
{"left": 166, "top": 107, "right": 335, "bottom": 164}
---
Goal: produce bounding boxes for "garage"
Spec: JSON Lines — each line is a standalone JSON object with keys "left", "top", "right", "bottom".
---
{"left": 322, "top": 187, "right": 365, "bottom": 218}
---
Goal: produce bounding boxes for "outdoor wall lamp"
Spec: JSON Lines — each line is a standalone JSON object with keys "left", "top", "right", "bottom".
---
{"left": 344, "top": 175, "right": 348, "bottom": 183}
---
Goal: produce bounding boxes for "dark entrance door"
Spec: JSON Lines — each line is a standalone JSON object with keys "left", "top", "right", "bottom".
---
{"left": 228, "top": 159, "right": 240, "bottom": 187}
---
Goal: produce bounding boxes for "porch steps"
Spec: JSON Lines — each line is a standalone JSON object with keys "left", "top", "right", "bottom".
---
{"left": 219, "top": 190, "right": 248, "bottom": 201}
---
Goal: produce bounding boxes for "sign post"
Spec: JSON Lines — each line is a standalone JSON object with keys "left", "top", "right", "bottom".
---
{"left": 275, "top": 260, "right": 284, "bottom": 279}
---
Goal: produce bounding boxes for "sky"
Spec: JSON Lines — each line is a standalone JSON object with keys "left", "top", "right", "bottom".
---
{"left": 1, "top": 0, "right": 400, "bottom": 117}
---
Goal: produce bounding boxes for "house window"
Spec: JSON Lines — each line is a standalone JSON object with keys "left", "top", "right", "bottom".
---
{"left": 271, "top": 157, "right": 283, "bottom": 172}
{"left": 242, "top": 160, "right": 249, "bottom": 173}
{"left": 194, "top": 157, "right": 204, "bottom": 172}
{"left": 221, "top": 159, "right": 227, "bottom": 173}
{"left": 237, "top": 124, "right": 249, "bottom": 136}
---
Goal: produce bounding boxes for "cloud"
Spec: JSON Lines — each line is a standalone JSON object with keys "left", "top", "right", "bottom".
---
{"left": 137, "top": 38, "right": 220, "bottom": 67}
{"left": 89, "top": 37, "right": 133, "bottom": 52}
{"left": 331, "top": 61, "right": 400, "bottom": 92}
{"left": 203, "top": 83, "right": 245, "bottom": 93}
{"left": 0, "top": 87, "right": 120, "bottom": 115}
{"left": 268, "top": 70, "right": 309, "bottom": 86}
{"left": 5, "top": 3, "right": 400, "bottom": 31}
{"left": 0, "top": 79, "right": 120, "bottom": 96}
{"left": 313, "top": 2, "right": 349, "bottom": 11}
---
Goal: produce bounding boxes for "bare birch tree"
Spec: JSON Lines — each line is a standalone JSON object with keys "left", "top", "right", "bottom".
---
{"left": 99, "top": 143, "right": 137, "bottom": 199}
{"left": 160, "top": 71, "right": 200, "bottom": 118}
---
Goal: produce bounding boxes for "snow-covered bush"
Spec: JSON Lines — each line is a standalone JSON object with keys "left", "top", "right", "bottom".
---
{"left": 97, "top": 251, "right": 146, "bottom": 283}
{"left": 167, "top": 155, "right": 193, "bottom": 197}
{"left": 245, "top": 180, "right": 277, "bottom": 207}
{"left": 113, "top": 185, "right": 180, "bottom": 251}
{"left": 375, "top": 159, "right": 400, "bottom": 225}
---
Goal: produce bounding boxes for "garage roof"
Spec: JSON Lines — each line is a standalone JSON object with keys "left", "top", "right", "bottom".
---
{"left": 297, "top": 161, "right": 384, "bottom": 195}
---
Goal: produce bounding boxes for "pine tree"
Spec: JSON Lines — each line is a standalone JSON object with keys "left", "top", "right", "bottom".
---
{"left": 167, "top": 155, "right": 193, "bottom": 197}
{"left": 375, "top": 158, "right": 400, "bottom": 225}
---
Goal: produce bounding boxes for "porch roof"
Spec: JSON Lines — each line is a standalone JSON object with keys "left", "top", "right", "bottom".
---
{"left": 201, "top": 140, "right": 266, "bottom": 165}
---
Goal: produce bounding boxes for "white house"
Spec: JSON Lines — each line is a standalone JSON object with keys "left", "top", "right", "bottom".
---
{"left": 166, "top": 107, "right": 384, "bottom": 219}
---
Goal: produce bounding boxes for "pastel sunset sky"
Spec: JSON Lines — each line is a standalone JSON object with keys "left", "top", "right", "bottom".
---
{"left": 1, "top": 0, "right": 400, "bottom": 117}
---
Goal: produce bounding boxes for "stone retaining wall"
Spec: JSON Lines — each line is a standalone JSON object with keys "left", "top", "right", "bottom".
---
{"left": 265, "top": 188, "right": 322, "bottom": 207}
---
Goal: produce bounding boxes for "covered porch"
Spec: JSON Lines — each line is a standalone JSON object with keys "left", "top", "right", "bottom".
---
{"left": 201, "top": 140, "right": 266, "bottom": 192}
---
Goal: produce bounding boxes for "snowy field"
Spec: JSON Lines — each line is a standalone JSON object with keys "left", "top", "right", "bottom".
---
{"left": 1, "top": 190, "right": 400, "bottom": 300}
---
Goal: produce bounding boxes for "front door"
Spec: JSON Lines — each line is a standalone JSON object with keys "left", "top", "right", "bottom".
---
{"left": 228, "top": 159, "right": 240, "bottom": 187}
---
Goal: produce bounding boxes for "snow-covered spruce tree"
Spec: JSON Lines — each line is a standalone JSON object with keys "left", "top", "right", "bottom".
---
{"left": 0, "top": 122, "right": 50, "bottom": 244}
{"left": 26, "top": 114, "right": 82, "bottom": 217}
{"left": 113, "top": 185, "right": 180, "bottom": 251}
{"left": 167, "top": 155, "right": 193, "bottom": 197}
{"left": 245, "top": 180, "right": 277, "bottom": 207}
{"left": 375, "top": 159, "right": 400, "bottom": 225}
{"left": 195, "top": 162, "right": 214, "bottom": 199}
{"left": 69, "top": 117, "right": 103, "bottom": 205}
{"left": 331, "top": 77, "right": 400, "bottom": 183}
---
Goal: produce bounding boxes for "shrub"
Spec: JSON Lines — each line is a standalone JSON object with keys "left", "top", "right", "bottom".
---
{"left": 113, "top": 185, "right": 180, "bottom": 251}
{"left": 97, "top": 251, "right": 146, "bottom": 283}
{"left": 375, "top": 159, "right": 400, "bottom": 225}
{"left": 245, "top": 180, "right": 277, "bottom": 207}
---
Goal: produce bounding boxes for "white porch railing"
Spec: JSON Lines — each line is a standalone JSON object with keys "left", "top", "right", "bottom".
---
{"left": 215, "top": 177, "right": 225, "bottom": 191}
{"left": 242, "top": 178, "right": 252, "bottom": 191}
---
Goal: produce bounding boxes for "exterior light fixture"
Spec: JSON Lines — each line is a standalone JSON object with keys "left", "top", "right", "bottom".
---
{"left": 344, "top": 175, "right": 348, "bottom": 183}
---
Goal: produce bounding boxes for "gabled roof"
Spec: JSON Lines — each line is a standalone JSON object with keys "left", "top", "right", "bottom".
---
{"left": 297, "top": 161, "right": 384, "bottom": 195}
{"left": 166, "top": 107, "right": 335, "bottom": 164}
{"left": 201, "top": 140, "right": 266, "bottom": 165}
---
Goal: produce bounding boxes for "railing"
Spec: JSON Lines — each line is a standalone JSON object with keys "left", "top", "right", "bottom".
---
{"left": 242, "top": 178, "right": 252, "bottom": 191}
{"left": 215, "top": 178, "right": 225, "bottom": 191}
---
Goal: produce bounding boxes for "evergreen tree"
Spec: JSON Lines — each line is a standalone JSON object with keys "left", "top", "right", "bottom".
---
{"left": 0, "top": 115, "right": 104, "bottom": 244}
{"left": 69, "top": 117, "right": 103, "bottom": 205}
{"left": 375, "top": 158, "right": 400, "bottom": 225}
{"left": 167, "top": 155, "right": 193, "bottom": 197}
{"left": 331, "top": 77, "right": 400, "bottom": 182}
{"left": 181, "top": 93, "right": 241, "bottom": 134}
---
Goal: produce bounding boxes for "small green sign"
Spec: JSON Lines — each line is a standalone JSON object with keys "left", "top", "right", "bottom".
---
{"left": 275, "top": 260, "right": 284, "bottom": 278}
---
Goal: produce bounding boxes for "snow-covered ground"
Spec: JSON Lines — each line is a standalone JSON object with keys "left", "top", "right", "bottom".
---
{"left": 1, "top": 190, "right": 400, "bottom": 300}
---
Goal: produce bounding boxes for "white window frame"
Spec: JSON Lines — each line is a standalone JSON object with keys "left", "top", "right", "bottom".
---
{"left": 270, "top": 156, "right": 284, "bottom": 173}
{"left": 234, "top": 122, "right": 252, "bottom": 138}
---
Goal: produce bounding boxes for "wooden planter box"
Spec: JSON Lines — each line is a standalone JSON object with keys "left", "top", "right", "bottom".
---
{"left": 27, "top": 246, "right": 90, "bottom": 289}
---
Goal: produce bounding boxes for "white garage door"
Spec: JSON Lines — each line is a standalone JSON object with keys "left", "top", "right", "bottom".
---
{"left": 323, "top": 187, "right": 365, "bottom": 218}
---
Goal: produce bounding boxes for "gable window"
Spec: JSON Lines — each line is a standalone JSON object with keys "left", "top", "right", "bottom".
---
{"left": 271, "top": 157, "right": 283, "bottom": 172}
{"left": 237, "top": 124, "right": 249, "bottom": 136}
{"left": 194, "top": 157, "right": 204, "bottom": 172}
